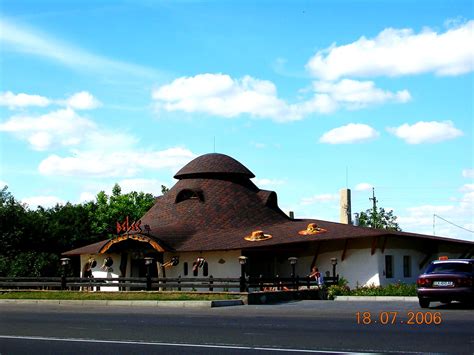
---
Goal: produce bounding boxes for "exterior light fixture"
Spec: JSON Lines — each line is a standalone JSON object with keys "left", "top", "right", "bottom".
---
{"left": 330, "top": 257, "right": 338, "bottom": 280}
{"left": 238, "top": 256, "right": 248, "bottom": 292}
{"left": 288, "top": 257, "right": 298, "bottom": 280}
{"left": 288, "top": 257, "right": 298, "bottom": 265}
{"left": 238, "top": 256, "right": 248, "bottom": 265}
{"left": 60, "top": 257, "right": 71, "bottom": 266}
{"left": 60, "top": 258, "right": 70, "bottom": 290}
{"left": 144, "top": 257, "right": 155, "bottom": 291}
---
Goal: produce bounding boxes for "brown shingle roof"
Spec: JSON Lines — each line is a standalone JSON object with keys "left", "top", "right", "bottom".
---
{"left": 63, "top": 153, "right": 474, "bottom": 255}
{"left": 62, "top": 239, "right": 109, "bottom": 256}
{"left": 174, "top": 153, "right": 255, "bottom": 179}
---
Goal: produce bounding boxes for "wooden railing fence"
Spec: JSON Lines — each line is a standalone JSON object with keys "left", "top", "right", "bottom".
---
{"left": 0, "top": 275, "right": 339, "bottom": 292}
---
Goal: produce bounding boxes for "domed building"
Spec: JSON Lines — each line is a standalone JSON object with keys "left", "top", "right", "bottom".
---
{"left": 64, "top": 153, "right": 473, "bottom": 289}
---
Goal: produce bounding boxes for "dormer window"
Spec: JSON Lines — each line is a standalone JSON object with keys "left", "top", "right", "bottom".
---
{"left": 175, "top": 189, "right": 204, "bottom": 203}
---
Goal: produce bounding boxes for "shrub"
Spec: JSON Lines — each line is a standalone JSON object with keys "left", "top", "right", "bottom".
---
{"left": 332, "top": 282, "right": 417, "bottom": 298}
{"left": 327, "top": 284, "right": 351, "bottom": 300}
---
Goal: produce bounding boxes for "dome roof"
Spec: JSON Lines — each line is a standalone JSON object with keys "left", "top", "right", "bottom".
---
{"left": 174, "top": 153, "right": 255, "bottom": 179}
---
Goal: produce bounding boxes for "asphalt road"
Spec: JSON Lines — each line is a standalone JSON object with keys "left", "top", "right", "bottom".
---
{"left": 0, "top": 300, "right": 473, "bottom": 354}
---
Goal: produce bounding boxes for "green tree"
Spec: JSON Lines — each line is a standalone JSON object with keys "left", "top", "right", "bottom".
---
{"left": 357, "top": 207, "right": 401, "bottom": 231}
{"left": 87, "top": 183, "right": 155, "bottom": 239}
{"left": 0, "top": 184, "right": 156, "bottom": 276}
{"left": 161, "top": 185, "right": 169, "bottom": 195}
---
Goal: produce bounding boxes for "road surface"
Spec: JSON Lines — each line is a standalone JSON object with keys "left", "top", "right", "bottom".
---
{"left": 0, "top": 300, "right": 472, "bottom": 354}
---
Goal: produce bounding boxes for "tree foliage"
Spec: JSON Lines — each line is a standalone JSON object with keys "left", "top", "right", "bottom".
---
{"left": 0, "top": 184, "right": 156, "bottom": 277}
{"left": 357, "top": 207, "right": 401, "bottom": 231}
{"left": 86, "top": 184, "right": 155, "bottom": 239}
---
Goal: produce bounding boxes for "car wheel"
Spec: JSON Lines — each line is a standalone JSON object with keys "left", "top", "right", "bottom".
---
{"left": 419, "top": 298, "right": 430, "bottom": 308}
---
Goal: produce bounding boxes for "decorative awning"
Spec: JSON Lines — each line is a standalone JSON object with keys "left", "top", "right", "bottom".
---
{"left": 244, "top": 230, "right": 272, "bottom": 242}
{"left": 298, "top": 223, "right": 327, "bottom": 236}
{"left": 99, "top": 234, "right": 165, "bottom": 254}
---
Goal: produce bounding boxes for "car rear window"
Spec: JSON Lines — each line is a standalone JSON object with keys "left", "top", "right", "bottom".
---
{"left": 426, "top": 262, "right": 472, "bottom": 274}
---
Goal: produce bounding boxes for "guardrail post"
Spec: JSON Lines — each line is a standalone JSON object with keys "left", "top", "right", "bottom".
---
{"left": 209, "top": 275, "right": 214, "bottom": 291}
{"left": 61, "top": 276, "right": 66, "bottom": 290}
{"left": 177, "top": 275, "right": 181, "bottom": 291}
{"left": 295, "top": 275, "right": 299, "bottom": 290}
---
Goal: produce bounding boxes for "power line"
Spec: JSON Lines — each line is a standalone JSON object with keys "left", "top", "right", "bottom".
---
{"left": 433, "top": 214, "right": 474, "bottom": 235}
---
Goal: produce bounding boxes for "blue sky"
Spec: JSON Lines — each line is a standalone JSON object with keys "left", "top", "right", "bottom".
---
{"left": 0, "top": 0, "right": 473, "bottom": 241}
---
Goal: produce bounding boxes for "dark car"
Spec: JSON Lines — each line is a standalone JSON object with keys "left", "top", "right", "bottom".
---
{"left": 416, "top": 258, "right": 474, "bottom": 308}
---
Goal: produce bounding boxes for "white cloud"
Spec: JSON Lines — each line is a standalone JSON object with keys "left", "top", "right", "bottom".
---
{"left": 0, "top": 91, "right": 50, "bottom": 109}
{"left": 0, "top": 17, "right": 157, "bottom": 78}
{"left": 320, "top": 123, "right": 379, "bottom": 144}
{"left": 355, "top": 183, "right": 373, "bottom": 191}
{"left": 118, "top": 178, "right": 166, "bottom": 195}
{"left": 398, "top": 183, "right": 474, "bottom": 241}
{"left": 301, "top": 193, "right": 338, "bottom": 206}
{"left": 251, "top": 142, "right": 266, "bottom": 149}
{"left": 0, "top": 108, "right": 96, "bottom": 150}
{"left": 462, "top": 169, "right": 474, "bottom": 178}
{"left": 253, "top": 178, "right": 286, "bottom": 187}
{"left": 460, "top": 184, "right": 474, "bottom": 192}
{"left": 387, "top": 120, "right": 463, "bottom": 144}
{"left": 0, "top": 90, "right": 101, "bottom": 111}
{"left": 313, "top": 79, "right": 411, "bottom": 109}
{"left": 79, "top": 178, "right": 165, "bottom": 204}
{"left": 79, "top": 192, "right": 96, "bottom": 203}
{"left": 38, "top": 147, "right": 196, "bottom": 177}
{"left": 153, "top": 73, "right": 303, "bottom": 122}
{"left": 153, "top": 74, "right": 410, "bottom": 121}
{"left": 65, "top": 91, "right": 101, "bottom": 110}
{"left": 21, "top": 195, "right": 65, "bottom": 209}
{"left": 306, "top": 20, "right": 474, "bottom": 80}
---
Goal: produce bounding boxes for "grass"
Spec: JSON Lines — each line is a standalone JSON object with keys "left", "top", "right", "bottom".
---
{"left": 0, "top": 290, "right": 243, "bottom": 301}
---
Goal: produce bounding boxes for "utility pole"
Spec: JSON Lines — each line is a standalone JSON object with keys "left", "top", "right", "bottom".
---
{"left": 369, "top": 187, "right": 378, "bottom": 228}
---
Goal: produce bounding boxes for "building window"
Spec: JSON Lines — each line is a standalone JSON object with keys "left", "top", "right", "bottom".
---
{"left": 385, "top": 255, "right": 393, "bottom": 278}
{"left": 203, "top": 262, "right": 209, "bottom": 277}
{"left": 176, "top": 189, "right": 204, "bottom": 203}
{"left": 403, "top": 255, "right": 411, "bottom": 277}
{"left": 183, "top": 262, "right": 188, "bottom": 276}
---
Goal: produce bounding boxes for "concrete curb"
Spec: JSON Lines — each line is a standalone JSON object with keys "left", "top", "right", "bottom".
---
{"left": 0, "top": 299, "right": 244, "bottom": 308}
{"left": 211, "top": 300, "right": 244, "bottom": 307}
{"left": 334, "top": 296, "right": 418, "bottom": 301}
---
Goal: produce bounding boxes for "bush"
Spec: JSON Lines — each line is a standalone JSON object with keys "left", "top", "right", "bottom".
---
{"left": 328, "top": 282, "right": 417, "bottom": 299}
{"left": 327, "top": 284, "right": 351, "bottom": 300}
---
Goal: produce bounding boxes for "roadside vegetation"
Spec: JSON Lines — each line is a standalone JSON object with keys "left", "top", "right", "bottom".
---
{"left": 0, "top": 184, "right": 160, "bottom": 277}
{"left": 0, "top": 290, "right": 241, "bottom": 301}
{"left": 327, "top": 282, "right": 417, "bottom": 299}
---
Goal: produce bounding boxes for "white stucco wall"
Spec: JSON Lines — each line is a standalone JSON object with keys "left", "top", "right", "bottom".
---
{"left": 162, "top": 250, "right": 242, "bottom": 291}
{"left": 377, "top": 239, "right": 467, "bottom": 286}
{"left": 79, "top": 253, "right": 123, "bottom": 291}
{"left": 163, "top": 250, "right": 242, "bottom": 278}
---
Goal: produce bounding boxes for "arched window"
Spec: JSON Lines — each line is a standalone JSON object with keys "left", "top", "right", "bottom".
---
{"left": 183, "top": 262, "right": 188, "bottom": 276}
{"left": 203, "top": 262, "right": 209, "bottom": 277}
{"left": 175, "top": 189, "right": 204, "bottom": 203}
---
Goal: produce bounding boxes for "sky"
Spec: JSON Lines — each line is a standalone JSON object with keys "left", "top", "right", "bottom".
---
{"left": 0, "top": 0, "right": 473, "bottom": 241}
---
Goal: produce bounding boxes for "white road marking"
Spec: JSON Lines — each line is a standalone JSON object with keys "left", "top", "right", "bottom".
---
{"left": 0, "top": 334, "right": 383, "bottom": 353}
